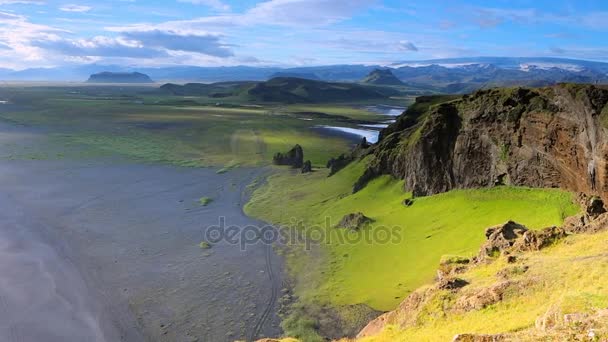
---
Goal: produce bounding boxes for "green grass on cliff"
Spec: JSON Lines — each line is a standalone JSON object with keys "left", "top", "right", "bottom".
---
{"left": 356, "top": 230, "right": 608, "bottom": 341}
{"left": 245, "top": 160, "right": 578, "bottom": 312}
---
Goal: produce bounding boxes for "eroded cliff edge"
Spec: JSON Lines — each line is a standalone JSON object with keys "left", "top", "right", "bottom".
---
{"left": 356, "top": 84, "right": 608, "bottom": 201}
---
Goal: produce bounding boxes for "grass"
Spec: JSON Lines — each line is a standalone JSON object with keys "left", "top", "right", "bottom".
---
{"left": 199, "top": 197, "right": 213, "bottom": 206}
{"left": 0, "top": 86, "right": 378, "bottom": 168}
{"left": 355, "top": 230, "right": 608, "bottom": 341}
{"left": 245, "top": 160, "right": 578, "bottom": 311}
{"left": 600, "top": 104, "right": 608, "bottom": 128}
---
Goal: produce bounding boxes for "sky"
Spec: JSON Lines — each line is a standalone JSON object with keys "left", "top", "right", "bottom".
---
{"left": 0, "top": 0, "right": 607, "bottom": 70}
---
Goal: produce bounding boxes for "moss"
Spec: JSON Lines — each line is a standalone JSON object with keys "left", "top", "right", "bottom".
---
{"left": 500, "top": 144, "right": 510, "bottom": 162}
{"left": 199, "top": 197, "right": 213, "bottom": 206}
{"left": 440, "top": 255, "right": 471, "bottom": 265}
{"left": 199, "top": 241, "right": 212, "bottom": 249}
{"left": 246, "top": 159, "right": 579, "bottom": 311}
{"left": 600, "top": 105, "right": 608, "bottom": 129}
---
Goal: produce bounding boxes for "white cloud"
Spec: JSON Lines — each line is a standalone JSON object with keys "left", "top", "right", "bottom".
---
{"left": 0, "top": 11, "right": 68, "bottom": 68}
{"left": 177, "top": 0, "right": 230, "bottom": 11}
{"left": 122, "top": 30, "right": 233, "bottom": 57}
{"left": 31, "top": 35, "right": 169, "bottom": 58}
{"left": 245, "top": 0, "right": 377, "bottom": 26}
{"left": 59, "top": 4, "right": 92, "bottom": 13}
{"left": 108, "top": 0, "right": 377, "bottom": 32}
{"left": 0, "top": 0, "right": 44, "bottom": 4}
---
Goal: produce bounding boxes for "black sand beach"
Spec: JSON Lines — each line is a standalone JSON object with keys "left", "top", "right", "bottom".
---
{"left": 0, "top": 122, "right": 284, "bottom": 341}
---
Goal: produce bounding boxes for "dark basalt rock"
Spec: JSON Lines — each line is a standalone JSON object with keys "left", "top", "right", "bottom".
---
{"left": 327, "top": 154, "right": 352, "bottom": 176}
{"left": 302, "top": 160, "right": 312, "bottom": 174}
{"left": 586, "top": 196, "right": 606, "bottom": 217}
{"left": 273, "top": 144, "right": 304, "bottom": 168}
{"left": 327, "top": 138, "right": 372, "bottom": 177}
{"left": 402, "top": 198, "right": 414, "bottom": 207}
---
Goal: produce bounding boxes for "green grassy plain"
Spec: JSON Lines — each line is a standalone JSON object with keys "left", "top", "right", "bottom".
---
{"left": 0, "top": 86, "right": 388, "bottom": 167}
{"left": 245, "top": 160, "right": 578, "bottom": 311}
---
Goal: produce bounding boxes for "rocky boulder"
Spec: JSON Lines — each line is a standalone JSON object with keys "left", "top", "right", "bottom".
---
{"left": 454, "top": 280, "right": 519, "bottom": 312}
{"left": 436, "top": 277, "right": 469, "bottom": 291}
{"left": 273, "top": 144, "right": 304, "bottom": 168}
{"left": 587, "top": 196, "right": 607, "bottom": 217}
{"left": 478, "top": 222, "right": 568, "bottom": 261}
{"left": 478, "top": 221, "right": 528, "bottom": 260}
{"left": 513, "top": 226, "right": 567, "bottom": 252}
{"left": 301, "top": 160, "right": 312, "bottom": 173}
{"left": 452, "top": 334, "right": 505, "bottom": 342}
{"left": 336, "top": 212, "right": 372, "bottom": 231}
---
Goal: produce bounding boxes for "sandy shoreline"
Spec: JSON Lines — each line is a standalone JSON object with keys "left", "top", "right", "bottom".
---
{"left": 0, "top": 122, "right": 285, "bottom": 341}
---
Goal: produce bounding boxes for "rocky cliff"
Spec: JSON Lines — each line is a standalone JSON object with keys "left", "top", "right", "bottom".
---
{"left": 356, "top": 84, "right": 608, "bottom": 201}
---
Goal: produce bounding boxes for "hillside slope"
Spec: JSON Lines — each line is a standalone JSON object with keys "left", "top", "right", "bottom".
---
{"left": 354, "top": 207, "right": 608, "bottom": 341}
{"left": 160, "top": 77, "right": 396, "bottom": 103}
{"left": 361, "top": 69, "right": 404, "bottom": 86}
{"left": 356, "top": 84, "right": 608, "bottom": 201}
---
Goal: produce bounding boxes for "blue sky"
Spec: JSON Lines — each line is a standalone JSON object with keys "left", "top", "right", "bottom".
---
{"left": 0, "top": 0, "right": 607, "bottom": 69}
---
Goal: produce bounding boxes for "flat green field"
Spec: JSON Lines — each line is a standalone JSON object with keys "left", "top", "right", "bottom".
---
{"left": 0, "top": 86, "right": 391, "bottom": 168}
{"left": 245, "top": 160, "right": 579, "bottom": 311}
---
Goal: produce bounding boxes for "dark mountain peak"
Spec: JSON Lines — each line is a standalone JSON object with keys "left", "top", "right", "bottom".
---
{"left": 87, "top": 72, "right": 154, "bottom": 83}
{"left": 361, "top": 68, "right": 404, "bottom": 85}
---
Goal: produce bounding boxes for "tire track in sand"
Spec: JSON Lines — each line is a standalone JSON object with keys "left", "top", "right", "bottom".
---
{"left": 248, "top": 242, "right": 279, "bottom": 341}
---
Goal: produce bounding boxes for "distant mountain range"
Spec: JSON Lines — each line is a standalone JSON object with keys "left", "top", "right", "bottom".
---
{"left": 160, "top": 77, "right": 396, "bottom": 103}
{"left": 361, "top": 69, "right": 404, "bottom": 86}
{"left": 1, "top": 57, "right": 607, "bottom": 94}
{"left": 87, "top": 72, "right": 154, "bottom": 83}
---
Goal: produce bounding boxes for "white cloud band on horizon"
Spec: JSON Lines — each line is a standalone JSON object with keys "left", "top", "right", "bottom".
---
{"left": 59, "top": 4, "right": 92, "bottom": 13}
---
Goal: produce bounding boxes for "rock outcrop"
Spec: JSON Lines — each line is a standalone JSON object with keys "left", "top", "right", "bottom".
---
{"left": 357, "top": 84, "right": 608, "bottom": 202}
{"left": 477, "top": 221, "right": 567, "bottom": 262}
{"left": 336, "top": 212, "right": 372, "bottom": 231}
{"left": 301, "top": 160, "right": 312, "bottom": 173}
{"left": 357, "top": 219, "right": 573, "bottom": 339}
{"left": 273, "top": 144, "right": 304, "bottom": 168}
{"left": 327, "top": 138, "right": 372, "bottom": 176}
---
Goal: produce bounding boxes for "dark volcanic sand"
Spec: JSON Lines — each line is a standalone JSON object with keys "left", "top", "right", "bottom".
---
{"left": 0, "top": 123, "right": 284, "bottom": 342}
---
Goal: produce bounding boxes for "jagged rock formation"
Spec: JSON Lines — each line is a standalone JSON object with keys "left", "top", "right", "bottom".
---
{"left": 356, "top": 84, "right": 608, "bottom": 202}
{"left": 327, "top": 138, "right": 371, "bottom": 176}
{"left": 301, "top": 160, "right": 312, "bottom": 173}
{"left": 273, "top": 144, "right": 304, "bottom": 168}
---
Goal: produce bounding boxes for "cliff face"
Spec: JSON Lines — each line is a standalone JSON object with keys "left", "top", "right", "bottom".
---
{"left": 358, "top": 84, "right": 608, "bottom": 200}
